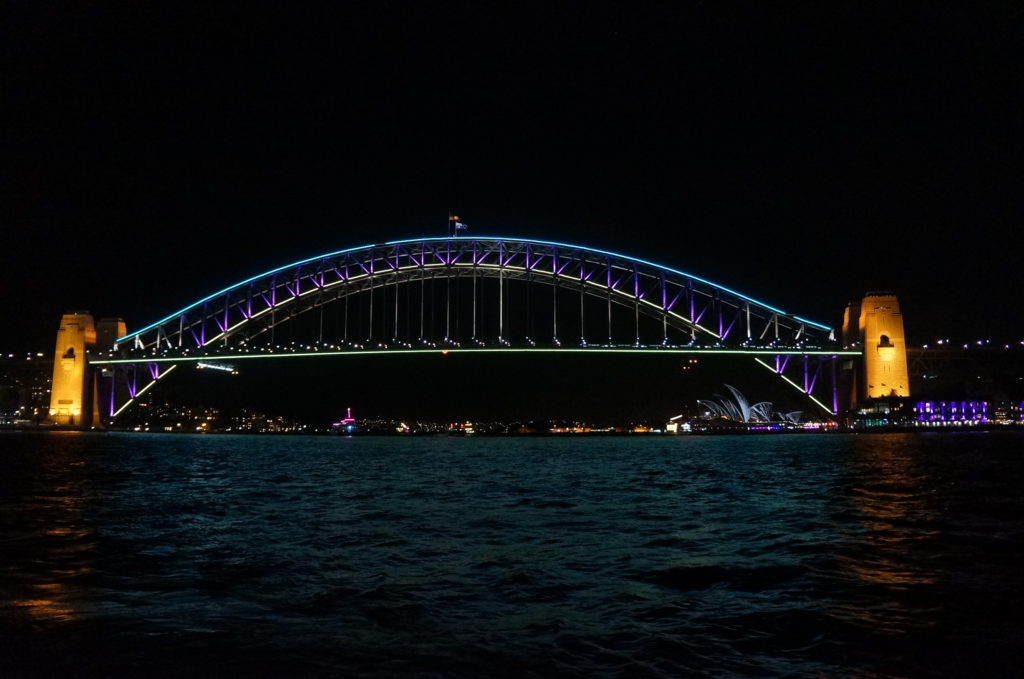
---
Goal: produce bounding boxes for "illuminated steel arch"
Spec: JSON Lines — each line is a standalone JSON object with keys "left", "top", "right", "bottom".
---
{"left": 114, "top": 236, "right": 834, "bottom": 352}
{"left": 95, "top": 236, "right": 849, "bottom": 418}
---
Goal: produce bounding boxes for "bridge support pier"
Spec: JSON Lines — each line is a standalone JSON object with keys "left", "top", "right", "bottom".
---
{"left": 48, "top": 313, "right": 126, "bottom": 429}
{"left": 840, "top": 292, "right": 911, "bottom": 413}
{"left": 48, "top": 312, "right": 96, "bottom": 427}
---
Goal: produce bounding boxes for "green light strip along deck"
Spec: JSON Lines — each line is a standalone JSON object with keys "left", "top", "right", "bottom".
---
{"left": 90, "top": 347, "right": 861, "bottom": 365}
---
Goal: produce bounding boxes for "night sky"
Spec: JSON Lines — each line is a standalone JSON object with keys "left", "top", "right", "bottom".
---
{"left": 4, "top": 4, "right": 1022, "bottom": 419}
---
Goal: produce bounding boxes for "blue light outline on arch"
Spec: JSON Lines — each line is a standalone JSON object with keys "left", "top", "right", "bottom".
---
{"left": 117, "top": 235, "right": 831, "bottom": 342}
{"left": 388, "top": 237, "right": 831, "bottom": 330}
{"left": 117, "top": 241, "right": 375, "bottom": 342}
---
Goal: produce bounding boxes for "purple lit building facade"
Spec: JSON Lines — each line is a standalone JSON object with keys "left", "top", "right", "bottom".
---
{"left": 913, "top": 400, "right": 1024, "bottom": 425}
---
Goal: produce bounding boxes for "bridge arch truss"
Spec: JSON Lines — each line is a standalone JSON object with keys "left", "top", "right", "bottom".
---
{"left": 116, "top": 237, "right": 834, "bottom": 354}
{"left": 96, "top": 237, "right": 847, "bottom": 419}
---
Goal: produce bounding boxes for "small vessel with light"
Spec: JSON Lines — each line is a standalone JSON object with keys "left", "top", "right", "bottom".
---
{"left": 331, "top": 407, "right": 360, "bottom": 434}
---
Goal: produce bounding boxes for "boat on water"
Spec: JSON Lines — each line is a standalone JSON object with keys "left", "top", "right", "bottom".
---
{"left": 331, "top": 407, "right": 360, "bottom": 434}
{"left": 447, "top": 421, "right": 475, "bottom": 436}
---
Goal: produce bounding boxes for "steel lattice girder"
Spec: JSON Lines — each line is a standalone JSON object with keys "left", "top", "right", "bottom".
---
{"left": 113, "top": 237, "right": 836, "bottom": 353}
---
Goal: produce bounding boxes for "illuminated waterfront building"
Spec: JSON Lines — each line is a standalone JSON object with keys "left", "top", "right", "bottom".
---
{"left": 913, "top": 400, "right": 989, "bottom": 424}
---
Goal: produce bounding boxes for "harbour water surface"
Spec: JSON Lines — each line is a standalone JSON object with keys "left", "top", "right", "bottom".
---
{"left": 1, "top": 431, "right": 1023, "bottom": 677}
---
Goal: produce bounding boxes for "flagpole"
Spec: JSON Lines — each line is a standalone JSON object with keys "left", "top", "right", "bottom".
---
{"left": 449, "top": 212, "right": 467, "bottom": 237}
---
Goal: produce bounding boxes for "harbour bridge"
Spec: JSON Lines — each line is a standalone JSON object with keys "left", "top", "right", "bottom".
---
{"left": 57, "top": 236, "right": 859, "bottom": 425}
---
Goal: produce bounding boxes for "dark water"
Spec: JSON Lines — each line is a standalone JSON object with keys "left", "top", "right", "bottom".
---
{"left": 2, "top": 432, "right": 1023, "bottom": 678}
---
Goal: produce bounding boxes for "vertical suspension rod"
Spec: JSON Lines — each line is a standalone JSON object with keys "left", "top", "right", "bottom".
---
{"left": 368, "top": 269, "right": 374, "bottom": 343}
{"left": 831, "top": 355, "right": 839, "bottom": 415}
{"left": 606, "top": 258, "right": 612, "bottom": 344}
{"left": 318, "top": 287, "right": 324, "bottom": 345}
{"left": 526, "top": 244, "right": 534, "bottom": 342}
{"left": 552, "top": 278, "right": 558, "bottom": 343}
{"left": 552, "top": 246, "right": 558, "bottom": 343}
{"left": 634, "top": 264, "right": 640, "bottom": 346}
{"left": 661, "top": 272, "right": 667, "bottom": 344}
{"left": 393, "top": 268, "right": 399, "bottom": 343}
{"left": 803, "top": 354, "right": 810, "bottom": 393}
{"left": 527, "top": 271, "right": 533, "bottom": 342}
{"left": 688, "top": 280, "right": 696, "bottom": 341}
{"left": 499, "top": 244, "right": 505, "bottom": 342}
{"left": 472, "top": 257, "right": 477, "bottom": 341}
{"left": 580, "top": 268, "right": 585, "bottom": 345}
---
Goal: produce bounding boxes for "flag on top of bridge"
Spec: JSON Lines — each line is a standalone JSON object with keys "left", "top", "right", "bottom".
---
{"left": 449, "top": 213, "right": 468, "bottom": 230}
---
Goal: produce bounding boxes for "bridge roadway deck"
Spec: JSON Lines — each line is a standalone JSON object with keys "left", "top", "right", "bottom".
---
{"left": 90, "top": 346, "right": 860, "bottom": 365}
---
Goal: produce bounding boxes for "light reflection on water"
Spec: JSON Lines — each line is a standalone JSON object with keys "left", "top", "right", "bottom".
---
{"left": 1, "top": 433, "right": 96, "bottom": 627}
{"left": 839, "top": 435, "right": 942, "bottom": 590}
{"left": 1, "top": 431, "right": 1023, "bottom": 677}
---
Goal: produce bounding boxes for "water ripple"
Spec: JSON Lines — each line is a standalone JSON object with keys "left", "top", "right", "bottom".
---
{"left": 2, "top": 431, "right": 1024, "bottom": 676}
